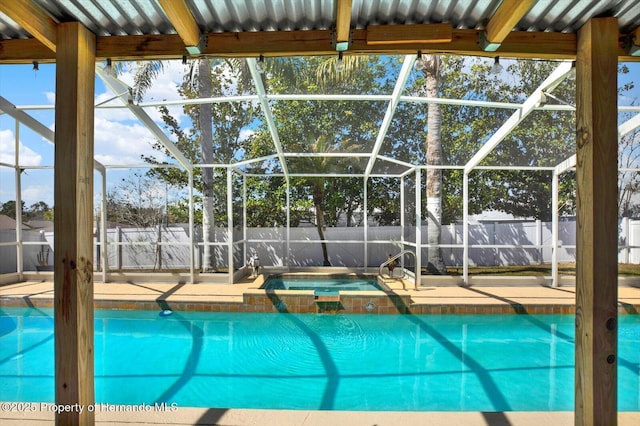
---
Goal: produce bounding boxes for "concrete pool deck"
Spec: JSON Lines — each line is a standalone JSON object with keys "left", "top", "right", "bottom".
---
{"left": 1, "top": 405, "right": 640, "bottom": 426}
{"left": 1, "top": 276, "right": 639, "bottom": 425}
{"left": 0, "top": 408, "right": 640, "bottom": 426}
{"left": 1, "top": 275, "right": 639, "bottom": 314}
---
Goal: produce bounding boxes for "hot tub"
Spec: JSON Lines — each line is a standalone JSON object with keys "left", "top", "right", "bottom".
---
{"left": 261, "top": 274, "right": 387, "bottom": 294}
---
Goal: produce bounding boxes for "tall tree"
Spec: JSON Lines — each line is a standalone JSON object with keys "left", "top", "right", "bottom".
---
{"left": 289, "top": 136, "right": 362, "bottom": 265}
{"left": 478, "top": 60, "right": 576, "bottom": 221}
{"left": 616, "top": 65, "right": 638, "bottom": 217}
{"left": 619, "top": 125, "right": 640, "bottom": 217}
{"left": 421, "top": 55, "right": 446, "bottom": 274}
{"left": 136, "top": 59, "right": 252, "bottom": 272}
{"left": 106, "top": 173, "right": 165, "bottom": 228}
{"left": 197, "top": 58, "right": 216, "bottom": 272}
{"left": 0, "top": 200, "right": 25, "bottom": 219}
{"left": 246, "top": 55, "right": 384, "bottom": 264}
{"left": 133, "top": 59, "right": 218, "bottom": 271}
{"left": 303, "top": 137, "right": 333, "bottom": 266}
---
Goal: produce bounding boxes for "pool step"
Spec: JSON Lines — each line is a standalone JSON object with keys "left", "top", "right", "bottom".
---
{"left": 315, "top": 295, "right": 340, "bottom": 303}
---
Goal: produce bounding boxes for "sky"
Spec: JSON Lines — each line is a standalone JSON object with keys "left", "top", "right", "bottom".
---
{"left": 0, "top": 58, "right": 639, "bottom": 210}
{"left": 0, "top": 60, "right": 190, "bottom": 209}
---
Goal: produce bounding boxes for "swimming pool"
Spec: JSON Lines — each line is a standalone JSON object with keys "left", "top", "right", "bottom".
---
{"left": 262, "top": 274, "right": 386, "bottom": 293}
{"left": 1, "top": 307, "right": 639, "bottom": 411}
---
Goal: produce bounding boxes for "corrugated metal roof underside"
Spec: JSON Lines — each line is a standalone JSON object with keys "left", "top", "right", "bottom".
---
{"left": 1, "top": 1, "right": 639, "bottom": 40}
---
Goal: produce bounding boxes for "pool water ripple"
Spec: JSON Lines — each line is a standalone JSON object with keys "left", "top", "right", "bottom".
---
{"left": 1, "top": 307, "right": 638, "bottom": 411}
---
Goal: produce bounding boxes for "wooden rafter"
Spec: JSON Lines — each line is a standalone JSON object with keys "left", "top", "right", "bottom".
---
{"left": 3, "top": 27, "right": 640, "bottom": 63}
{"left": 0, "top": 0, "right": 58, "bottom": 53}
{"left": 367, "top": 24, "right": 453, "bottom": 45}
{"left": 157, "top": 0, "right": 201, "bottom": 54}
{"left": 480, "top": 0, "right": 536, "bottom": 52}
{"left": 335, "top": 0, "right": 353, "bottom": 48}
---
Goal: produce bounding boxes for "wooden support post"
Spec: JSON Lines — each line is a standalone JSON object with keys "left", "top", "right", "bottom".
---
{"left": 54, "top": 22, "right": 96, "bottom": 426}
{"left": 575, "top": 17, "right": 618, "bottom": 426}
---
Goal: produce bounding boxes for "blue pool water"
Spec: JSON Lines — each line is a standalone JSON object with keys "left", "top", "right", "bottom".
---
{"left": 1, "top": 307, "right": 639, "bottom": 411}
{"left": 262, "top": 276, "right": 384, "bottom": 293}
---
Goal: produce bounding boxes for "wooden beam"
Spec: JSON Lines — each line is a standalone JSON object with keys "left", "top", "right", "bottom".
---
{"left": 2, "top": 27, "right": 640, "bottom": 63}
{"left": 157, "top": 0, "right": 201, "bottom": 54}
{"left": 54, "top": 21, "right": 96, "bottom": 426}
{"left": 575, "top": 17, "right": 619, "bottom": 426}
{"left": 201, "top": 29, "right": 333, "bottom": 56}
{"left": 96, "top": 29, "right": 635, "bottom": 61}
{"left": 193, "top": 28, "right": 570, "bottom": 58}
{"left": 366, "top": 24, "right": 453, "bottom": 45}
{"left": 335, "top": 0, "right": 353, "bottom": 47}
{"left": 481, "top": 0, "right": 536, "bottom": 51}
{"left": 96, "top": 34, "right": 188, "bottom": 60}
{"left": 201, "top": 28, "right": 572, "bottom": 59}
{"left": 0, "top": 0, "right": 57, "bottom": 53}
{"left": 0, "top": 38, "right": 56, "bottom": 62}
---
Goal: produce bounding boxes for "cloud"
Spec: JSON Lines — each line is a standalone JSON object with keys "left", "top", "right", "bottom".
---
{"left": 239, "top": 128, "right": 255, "bottom": 141}
{"left": 0, "top": 129, "right": 42, "bottom": 166}
{"left": 6, "top": 60, "right": 203, "bottom": 183}
{"left": 94, "top": 61, "right": 188, "bottom": 124}
{"left": 21, "top": 184, "right": 54, "bottom": 205}
{"left": 89, "top": 61, "right": 200, "bottom": 168}
{"left": 134, "top": 61, "right": 186, "bottom": 102}
{"left": 94, "top": 117, "right": 169, "bottom": 166}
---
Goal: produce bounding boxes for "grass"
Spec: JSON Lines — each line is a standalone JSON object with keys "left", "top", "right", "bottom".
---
{"left": 108, "top": 263, "right": 640, "bottom": 277}
{"left": 443, "top": 263, "right": 640, "bottom": 277}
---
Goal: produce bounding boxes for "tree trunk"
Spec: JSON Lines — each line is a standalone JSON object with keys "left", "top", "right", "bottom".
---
{"left": 199, "top": 58, "right": 216, "bottom": 272}
{"left": 424, "top": 55, "right": 446, "bottom": 274}
{"left": 313, "top": 185, "right": 331, "bottom": 266}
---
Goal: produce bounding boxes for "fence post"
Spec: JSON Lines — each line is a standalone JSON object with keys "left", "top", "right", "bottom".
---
{"left": 630, "top": 219, "right": 637, "bottom": 264}
{"left": 157, "top": 224, "right": 162, "bottom": 270}
{"left": 622, "top": 217, "right": 629, "bottom": 264}
{"left": 462, "top": 171, "right": 469, "bottom": 284}
{"left": 94, "top": 219, "right": 100, "bottom": 272}
{"left": 116, "top": 226, "right": 122, "bottom": 270}
{"left": 415, "top": 169, "right": 421, "bottom": 288}
{"left": 536, "top": 219, "right": 543, "bottom": 264}
{"left": 492, "top": 221, "right": 498, "bottom": 266}
{"left": 363, "top": 176, "right": 368, "bottom": 271}
{"left": 448, "top": 222, "right": 456, "bottom": 266}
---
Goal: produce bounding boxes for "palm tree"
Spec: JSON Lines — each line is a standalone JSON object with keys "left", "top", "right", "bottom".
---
{"left": 421, "top": 55, "right": 447, "bottom": 274}
{"left": 296, "top": 137, "right": 333, "bottom": 266}
{"left": 196, "top": 58, "right": 216, "bottom": 272}
{"left": 132, "top": 58, "right": 251, "bottom": 272}
{"left": 132, "top": 59, "right": 217, "bottom": 271}
{"left": 315, "top": 54, "right": 370, "bottom": 90}
{"left": 293, "top": 136, "right": 361, "bottom": 266}
{"left": 316, "top": 53, "right": 446, "bottom": 273}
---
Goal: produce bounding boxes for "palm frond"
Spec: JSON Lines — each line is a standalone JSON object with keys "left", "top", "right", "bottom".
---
{"left": 224, "top": 58, "right": 252, "bottom": 91}
{"left": 132, "top": 60, "right": 165, "bottom": 102}
{"left": 316, "top": 55, "right": 369, "bottom": 89}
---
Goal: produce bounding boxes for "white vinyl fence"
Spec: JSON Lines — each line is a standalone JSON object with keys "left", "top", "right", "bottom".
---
{"left": 3, "top": 217, "right": 640, "bottom": 273}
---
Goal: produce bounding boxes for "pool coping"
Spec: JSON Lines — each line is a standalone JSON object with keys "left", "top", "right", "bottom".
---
{"left": 1, "top": 406, "right": 640, "bottom": 426}
{"left": 1, "top": 277, "right": 639, "bottom": 314}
